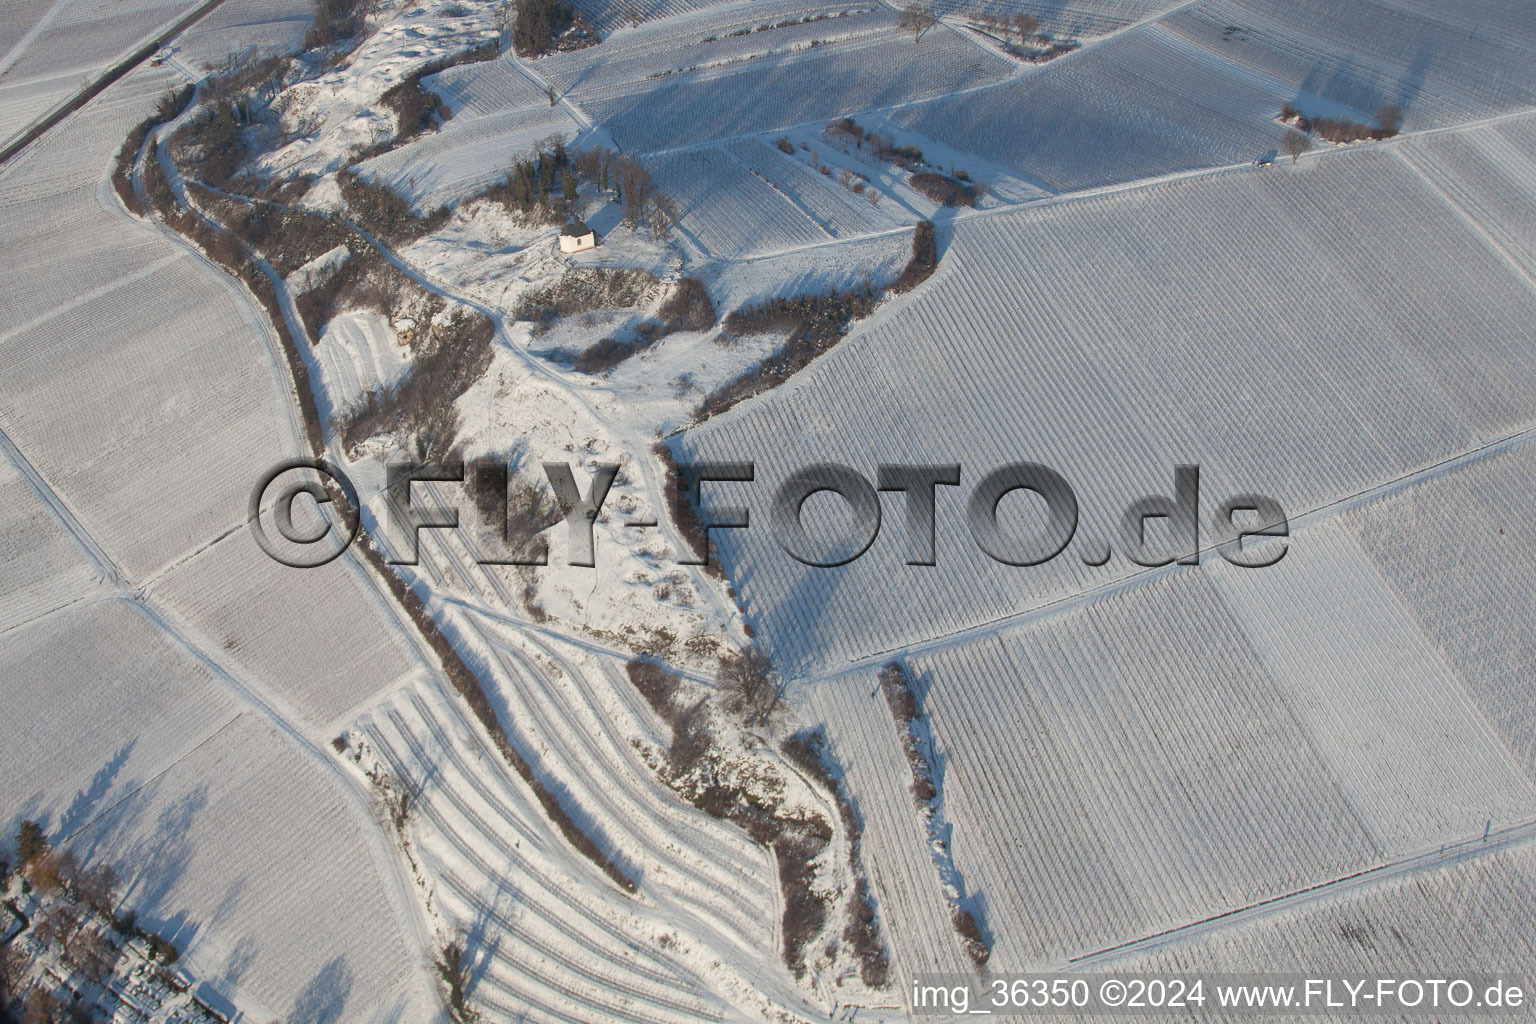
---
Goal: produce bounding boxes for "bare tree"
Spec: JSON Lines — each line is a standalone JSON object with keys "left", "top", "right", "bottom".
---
{"left": 1013, "top": 12, "right": 1038, "bottom": 42}
{"left": 73, "top": 863, "right": 119, "bottom": 918}
{"left": 1282, "top": 128, "right": 1312, "bottom": 164}
{"left": 434, "top": 937, "right": 475, "bottom": 1022}
{"left": 33, "top": 904, "right": 82, "bottom": 955}
{"left": 0, "top": 945, "right": 26, "bottom": 1005}
{"left": 546, "top": 83, "right": 558, "bottom": 107}
{"left": 64, "top": 927, "right": 118, "bottom": 985}
{"left": 717, "top": 649, "right": 784, "bottom": 728}
{"left": 897, "top": 3, "right": 938, "bottom": 41}
{"left": 23, "top": 988, "right": 62, "bottom": 1024}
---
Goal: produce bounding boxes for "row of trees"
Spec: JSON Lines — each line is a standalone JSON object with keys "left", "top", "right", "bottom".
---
{"left": 974, "top": 10, "right": 1038, "bottom": 43}
{"left": 2, "top": 823, "right": 140, "bottom": 1024}
{"left": 1280, "top": 102, "right": 1404, "bottom": 162}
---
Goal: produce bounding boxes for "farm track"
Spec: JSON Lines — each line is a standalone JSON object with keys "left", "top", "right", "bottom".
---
{"left": 807, "top": 407, "right": 1536, "bottom": 688}
{"left": 1072, "top": 818, "right": 1536, "bottom": 967}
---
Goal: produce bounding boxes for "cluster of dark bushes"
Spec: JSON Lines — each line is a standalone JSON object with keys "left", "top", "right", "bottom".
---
{"left": 380, "top": 74, "right": 450, "bottom": 143}
{"left": 625, "top": 661, "right": 711, "bottom": 773}
{"left": 569, "top": 330, "right": 650, "bottom": 374}
{"left": 650, "top": 442, "right": 721, "bottom": 575}
{"left": 511, "top": 0, "right": 596, "bottom": 55}
{"left": 306, "top": 0, "right": 373, "bottom": 49}
{"left": 892, "top": 219, "right": 937, "bottom": 294}
{"left": 622, "top": 660, "right": 835, "bottom": 974}
{"left": 1011, "top": 37, "right": 1077, "bottom": 61}
{"left": 171, "top": 96, "right": 250, "bottom": 184}
{"left": 879, "top": 662, "right": 936, "bottom": 802}
{"left": 568, "top": 276, "right": 715, "bottom": 374}
{"left": 781, "top": 728, "right": 890, "bottom": 988}
{"left": 466, "top": 456, "right": 562, "bottom": 561}
{"left": 701, "top": 285, "right": 880, "bottom": 418}
{"left": 340, "top": 306, "right": 495, "bottom": 460}
{"left": 908, "top": 171, "right": 975, "bottom": 207}
{"left": 374, "top": 40, "right": 499, "bottom": 146}
{"left": 194, "top": 187, "right": 352, "bottom": 275}
{"left": 878, "top": 662, "right": 990, "bottom": 968}
{"left": 658, "top": 276, "right": 716, "bottom": 333}
{"left": 111, "top": 85, "right": 194, "bottom": 216}
{"left": 1279, "top": 102, "right": 1402, "bottom": 143}
{"left": 514, "top": 267, "right": 660, "bottom": 333}
{"left": 828, "top": 117, "right": 923, "bottom": 167}
{"left": 292, "top": 244, "right": 405, "bottom": 339}
{"left": 337, "top": 169, "right": 450, "bottom": 245}
{"left": 480, "top": 139, "right": 577, "bottom": 223}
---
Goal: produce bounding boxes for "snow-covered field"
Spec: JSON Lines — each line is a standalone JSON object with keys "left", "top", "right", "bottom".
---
{"left": 0, "top": 67, "right": 438, "bottom": 1023}
{"left": 805, "top": 442, "right": 1536, "bottom": 978}
{"left": 0, "top": 0, "right": 200, "bottom": 146}
{"left": 681, "top": 143, "right": 1536, "bottom": 675}
{"left": 577, "top": 25, "right": 1014, "bottom": 154}
{"left": 895, "top": 0, "right": 1536, "bottom": 190}
{"left": 648, "top": 145, "right": 831, "bottom": 257}
{"left": 6, "top": 0, "right": 1536, "bottom": 1017}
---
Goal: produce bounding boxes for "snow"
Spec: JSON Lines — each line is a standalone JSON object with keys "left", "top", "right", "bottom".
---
{"left": 1207, "top": 519, "right": 1536, "bottom": 855}
{"left": 0, "top": 67, "right": 443, "bottom": 1022}
{"left": 7, "top": 0, "right": 1536, "bottom": 1015}
{"left": 679, "top": 146, "right": 1536, "bottom": 674}
{"left": 72, "top": 711, "right": 432, "bottom": 1023}
{"left": 1346, "top": 443, "right": 1536, "bottom": 781}
{"left": 647, "top": 145, "right": 830, "bottom": 257}
{"left": 0, "top": 0, "right": 195, "bottom": 147}
{"left": 313, "top": 308, "right": 412, "bottom": 412}
{"left": 575, "top": 24, "right": 1014, "bottom": 154}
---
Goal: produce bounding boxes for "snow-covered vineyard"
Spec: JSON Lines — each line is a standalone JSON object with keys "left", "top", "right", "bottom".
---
{"left": 2, "top": 0, "right": 1536, "bottom": 1018}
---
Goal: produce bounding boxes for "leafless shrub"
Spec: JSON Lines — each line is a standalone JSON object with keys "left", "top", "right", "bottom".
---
{"left": 776, "top": 831, "right": 830, "bottom": 975}
{"left": 514, "top": 268, "right": 659, "bottom": 333}
{"left": 703, "top": 285, "right": 880, "bottom": 418}
{"left": 781, "top": 728, "right": 890, "bottom": 987}
{"left": 897, "top": 3, "right": 938, "bottom": 41}
{"left": 341, "top": 307, "right": 495, "bottom": 460}
{"left": 892, "top": 219, "right": 937, "bottom": 294}
{"left": 1282, "top": 127, "right": 1312, "bottom": 163}
{"left": 907, "top": 171, "right": 975, "bottom": 206}
{"left": 434, "top": 937, "right": 478, "bottom": 1022}
{"left": 953, "top": 908, "right": 991, "bottom": 968}
{"left": 717, "top": 648, "right": 784, "bottom": 728}
{"left": 657, "top": 276, "right": 717, "bottom": 334}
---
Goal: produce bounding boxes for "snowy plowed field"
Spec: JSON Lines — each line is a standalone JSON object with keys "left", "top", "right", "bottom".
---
{"left": 0, "top": 69, "right": 437, "bottom": 1022}
{"left": 810, "top": 444, "right": 1536, "bottom": 975}
{"left": 895, "top": 0, "right": 1536, "bottom": 190}
{"left": 647, "top": 145, "right": 830, "bottom": 256}
{"left": 683, "top": 141, "right": 1536, "bottom": 675}
{"left": 576, "top": 26, "right": 1014, "bottom": 153}
{"left": 0, "top": 0, "right": 202, "bottom": 146}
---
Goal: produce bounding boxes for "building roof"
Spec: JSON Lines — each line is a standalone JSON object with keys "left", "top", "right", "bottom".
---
{"left": 560, "top": 220, "right": 593, "bottom": 238}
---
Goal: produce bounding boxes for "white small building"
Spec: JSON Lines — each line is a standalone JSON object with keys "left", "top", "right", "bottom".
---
{"left": 559, "top": 220, "right": 598, "bottom": 253}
